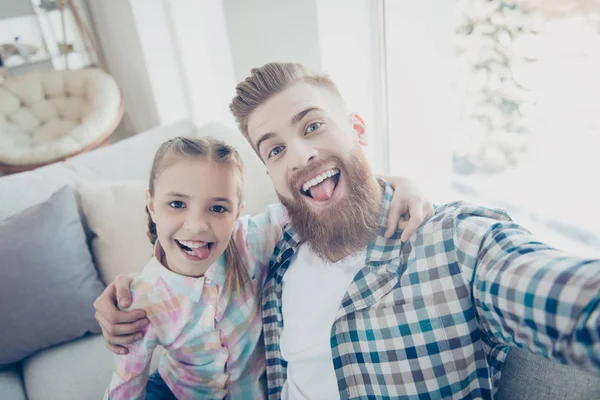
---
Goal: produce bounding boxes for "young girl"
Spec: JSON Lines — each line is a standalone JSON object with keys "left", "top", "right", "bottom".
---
{"left": 105, "top": 136, "right": 287, "bottom": 399}
{"left": 104, "top": 136, "right": 432, "bottom": 399}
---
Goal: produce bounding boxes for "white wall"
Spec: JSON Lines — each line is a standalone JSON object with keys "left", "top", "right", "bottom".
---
{"left": 0, "top": 0, "right": 34, "bottom": 19}
{"left": 222, "top": 0, "right": 322, "bottom": 82}
{"left": 86, "top": 0, "right": 385, "bottom": 151}
{"left": 315, "top": 0, "right": 384, "bottom": 173}
{"left": 86, "top": 0, "right": 160, "bottom": 133}
{"left": 166, "top": 0, "right": 237, "bottom": 128}
{"left": 86, "top": 0, "right": 189, "bottom": 134}
{"left": 384, "top": 0, "right": 456, "bottom": 201}
{"left": 129, "top": 0, "right": 189, "bottom": 127}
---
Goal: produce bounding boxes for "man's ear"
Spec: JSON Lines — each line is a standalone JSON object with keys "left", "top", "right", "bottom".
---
{"left": 350, "top": 113, "right": 368, "bottom": 146}
{"left": 146, "top": 190, "right": 155, "bottom": 221}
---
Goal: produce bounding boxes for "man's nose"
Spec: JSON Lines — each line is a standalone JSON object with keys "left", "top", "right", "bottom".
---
{"left": 289, "top": 141, "right": 318, "bottom": 171}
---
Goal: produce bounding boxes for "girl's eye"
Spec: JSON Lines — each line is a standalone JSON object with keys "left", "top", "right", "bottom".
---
{"left": 268, "top": 146, "right": 284, "bottom": 159}
{"left": 306, "top": 122, "right": 322, "bottom": 134}
{"left": 169, "top": 201, "right": 186, "bottom": 209}
{"left": 210, "top": 205, "right": 227, "bottom": 213}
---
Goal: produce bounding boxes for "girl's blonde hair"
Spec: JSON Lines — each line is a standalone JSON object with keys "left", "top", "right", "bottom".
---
{"left": 146, "top": 136, "right": 247, "bottom": 293}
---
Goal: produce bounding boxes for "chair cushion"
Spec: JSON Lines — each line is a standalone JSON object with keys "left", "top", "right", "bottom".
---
{"left": 0, "top": 69, "right": 121, "bottom": 165}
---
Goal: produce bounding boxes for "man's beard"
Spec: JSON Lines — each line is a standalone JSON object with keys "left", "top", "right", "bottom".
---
{"left": 278, "top": 148, "right": 382, "bottom": 262}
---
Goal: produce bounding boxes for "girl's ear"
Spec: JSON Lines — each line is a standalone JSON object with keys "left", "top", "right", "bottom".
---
{"left": 146, "top": 190, "right": 155, "bottom": 221}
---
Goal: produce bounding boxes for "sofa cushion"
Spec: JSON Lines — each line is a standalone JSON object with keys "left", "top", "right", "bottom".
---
{"left": 22, "top": 334, "right": 163, "bottom": 400}
{"left": 0, "top": 363, "right": 27, "bottom": 400}
{"left": 22, "top": 335, "right": 111, "bottom": 400}
{"left": 496, "top": 346, "right": 600, "bottom": 400}
{"left": 78, "top": 180, "right": 152, "bottom": 284}
{"left": 0, "top": 185, "right": 105, "bottom": 366}
{"left": 0, "top": 162, "right": 77, "bottom": 220}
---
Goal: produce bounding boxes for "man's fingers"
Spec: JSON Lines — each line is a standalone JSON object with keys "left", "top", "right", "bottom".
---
{"left": 385, "top": 199, "right": 406, "bottom": 238}
{"left": 114, "top": 275, "right": 134, "bottom": 308}
{"left": 106, "top": 342, "right": 129, "bottom": 355}
{"left": 112, "top": 309, "right": 147, "bottom": 324}
{"left": 97, "top": 313, "right": 148, "bottom": 336}
{"left": 423, "top": 200, "right": 435, "bottom": 219}
{"left": 400, "top": 198, "right": 424, "bottom": 241}
{"left": 95, "top": 295, "right": 146, "bottom": 324}
{"left": 106, "top": 330, "right": 143, "bottom": 346}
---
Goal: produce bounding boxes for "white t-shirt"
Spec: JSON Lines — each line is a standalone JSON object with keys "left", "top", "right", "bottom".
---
{"left": 280, "top": 245, "right": 367, "bottom": 400}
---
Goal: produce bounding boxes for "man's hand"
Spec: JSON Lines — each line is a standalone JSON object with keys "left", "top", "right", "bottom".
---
{"left": 93, "top": 274, "right": 148, "bottom": 355}
{"left": 381, "top": 175, "right": 434, "bottom": 240}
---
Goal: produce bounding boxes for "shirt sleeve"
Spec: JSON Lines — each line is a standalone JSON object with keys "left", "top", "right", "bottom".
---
{"left": 104, "top": 324, "right": 158, "bottom": 400}
{"left": 451, "top": 203, "right": 600, "bottom": 374}
{"left": 233, "top": 203, "right": 289, "bottom": 277}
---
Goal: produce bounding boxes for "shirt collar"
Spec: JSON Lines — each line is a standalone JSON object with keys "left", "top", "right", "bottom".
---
{"left": 147, "top": 240, "right": 227, "bottom": 302}
{"left": 277, "top": 180, "right": 404, "bottom": 266}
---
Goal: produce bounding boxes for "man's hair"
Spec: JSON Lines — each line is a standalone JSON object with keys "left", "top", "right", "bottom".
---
{"left": 229, "top": 62, "right": 342, "bottom": 139}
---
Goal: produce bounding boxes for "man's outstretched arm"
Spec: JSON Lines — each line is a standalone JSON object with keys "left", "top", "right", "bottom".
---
{"left": 453, "top": 204, "right": 600, "bottom": 374}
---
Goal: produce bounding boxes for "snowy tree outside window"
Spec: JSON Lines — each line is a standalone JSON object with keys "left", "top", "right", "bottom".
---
{"left": 384, "top": 0, "right": 600, "bottom": 257}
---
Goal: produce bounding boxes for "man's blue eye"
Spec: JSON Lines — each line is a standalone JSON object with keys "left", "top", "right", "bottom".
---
{"left": 169, "top": 201, "right": 185, "bottom": 209}
{"left": 210, "top": 205, "right": 227, "bottom": 213}
{"left": 306, "top": 122, "right": 322, "bottom": 133}
{"left": 268, "top": 146, "right": 283, "bottom": 158}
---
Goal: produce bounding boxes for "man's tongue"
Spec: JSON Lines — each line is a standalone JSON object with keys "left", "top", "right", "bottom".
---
{"left": 309, "top": 178, "right": 336, "bottom": 201}
{"left": 191, "top": 245, "right": 210, "bottom": 259}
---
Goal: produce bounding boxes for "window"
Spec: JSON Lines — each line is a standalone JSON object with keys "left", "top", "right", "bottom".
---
{"left": 384, "top": 0, "right": 600, "bottom": 257}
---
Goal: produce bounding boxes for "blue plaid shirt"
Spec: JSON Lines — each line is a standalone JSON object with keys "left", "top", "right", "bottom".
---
{"left": 262, "top": 182, "right": 600, "bottom": 399}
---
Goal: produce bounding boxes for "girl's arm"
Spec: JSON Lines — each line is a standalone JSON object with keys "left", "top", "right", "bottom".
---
{"left": 378, "top": 175, "right": 435, "bottom": 240}
{"left": 233, "top": 204, "right": 289, "bottom": 270}
{"left": 104, "top": 320, "right": 158, "bottom": 400}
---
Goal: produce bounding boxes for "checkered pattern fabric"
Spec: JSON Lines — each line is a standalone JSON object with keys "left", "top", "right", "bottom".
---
{"left": 262, "top": 182, "right": 600, "bottom": 399}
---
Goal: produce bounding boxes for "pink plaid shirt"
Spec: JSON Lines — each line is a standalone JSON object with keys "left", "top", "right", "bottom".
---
{"left": 105, "top": 204, "right": 288, "bottom": 400}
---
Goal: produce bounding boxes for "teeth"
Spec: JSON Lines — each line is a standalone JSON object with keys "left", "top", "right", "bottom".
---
{"left": 178, "top": 240, "right": 207, "bottom": 249}
{"left": 302, "top": 169, "right": 340, "bottom": 192}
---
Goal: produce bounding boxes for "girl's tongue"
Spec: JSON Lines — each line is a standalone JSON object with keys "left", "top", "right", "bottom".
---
{"left": 309, "top": 178, "right": 336, "bottom": 201}
{"left": 191, "top": 245, "right": 210, "bottom": 259}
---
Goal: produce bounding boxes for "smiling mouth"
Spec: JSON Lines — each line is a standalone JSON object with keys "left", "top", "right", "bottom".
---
{"left": 301, "top": 168, "right": 340, "bottom": 201}
{"left": 175, "top": 239, "right": 212, "bottom": 260}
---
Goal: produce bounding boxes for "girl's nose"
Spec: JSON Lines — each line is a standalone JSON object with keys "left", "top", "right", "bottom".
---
{"left": 185, "top": 214, "right": 209, "bottom": 233}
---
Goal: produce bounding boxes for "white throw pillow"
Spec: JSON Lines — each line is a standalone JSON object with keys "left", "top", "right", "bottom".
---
{"left": 77, "top": 181, "right": 152, "bottom": 284}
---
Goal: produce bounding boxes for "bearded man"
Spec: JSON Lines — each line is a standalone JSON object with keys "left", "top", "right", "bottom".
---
{"left": 95, "top": 62, "right": 600, "bottom": 400}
